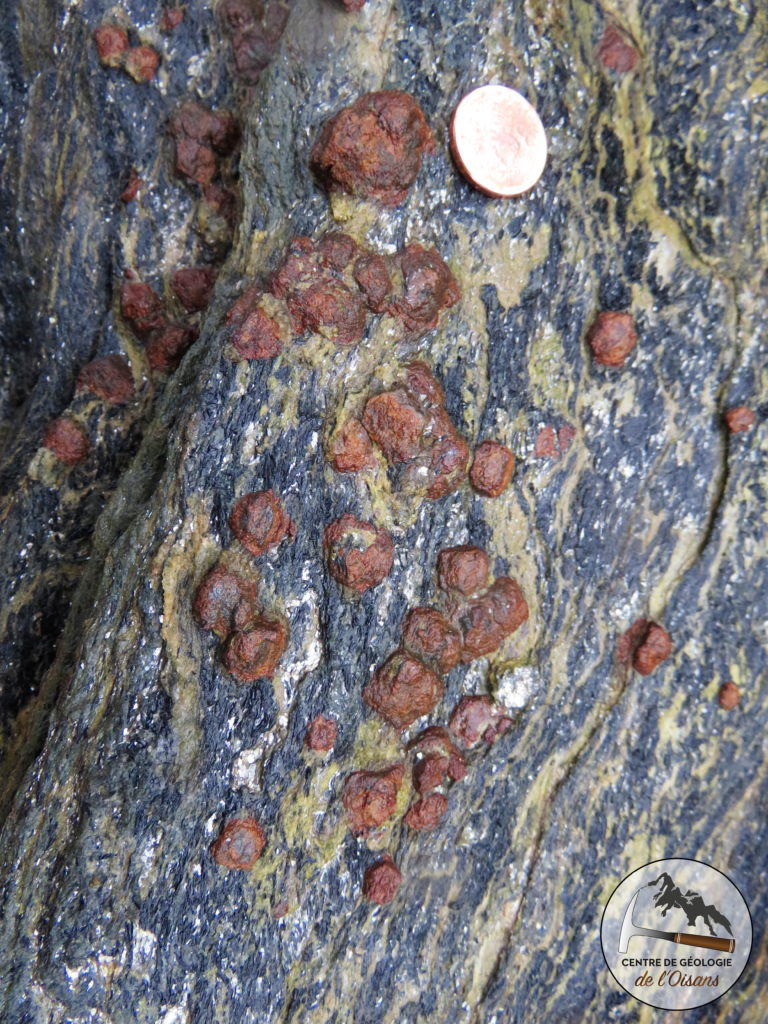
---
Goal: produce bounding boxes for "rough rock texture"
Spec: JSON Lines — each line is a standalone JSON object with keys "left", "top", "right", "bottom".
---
{"left": 1, "top": 2, "right": 767, "bottom": 1024}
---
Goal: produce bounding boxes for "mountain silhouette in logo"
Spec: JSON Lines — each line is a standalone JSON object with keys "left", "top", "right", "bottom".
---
{"left": 647, "top": 872, "right": 734, "bottom": 937}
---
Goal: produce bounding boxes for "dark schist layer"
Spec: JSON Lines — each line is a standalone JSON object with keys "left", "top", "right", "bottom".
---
{"left": 0, "top": 1, "right": 766, "bottom": 1023}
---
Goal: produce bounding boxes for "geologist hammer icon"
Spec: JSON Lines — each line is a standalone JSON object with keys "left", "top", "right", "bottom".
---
{"left": 618, "top": 891, "right": 736, "bottom": 954}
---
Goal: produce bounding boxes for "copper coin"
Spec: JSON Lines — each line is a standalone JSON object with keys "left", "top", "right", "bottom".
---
{"left": 450, "top": 84, "right": 547, "bottom": 197}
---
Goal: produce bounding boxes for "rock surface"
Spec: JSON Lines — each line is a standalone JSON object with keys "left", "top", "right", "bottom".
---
{"left": 0, "top": 1, "right": 767, "bottom": 1023}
